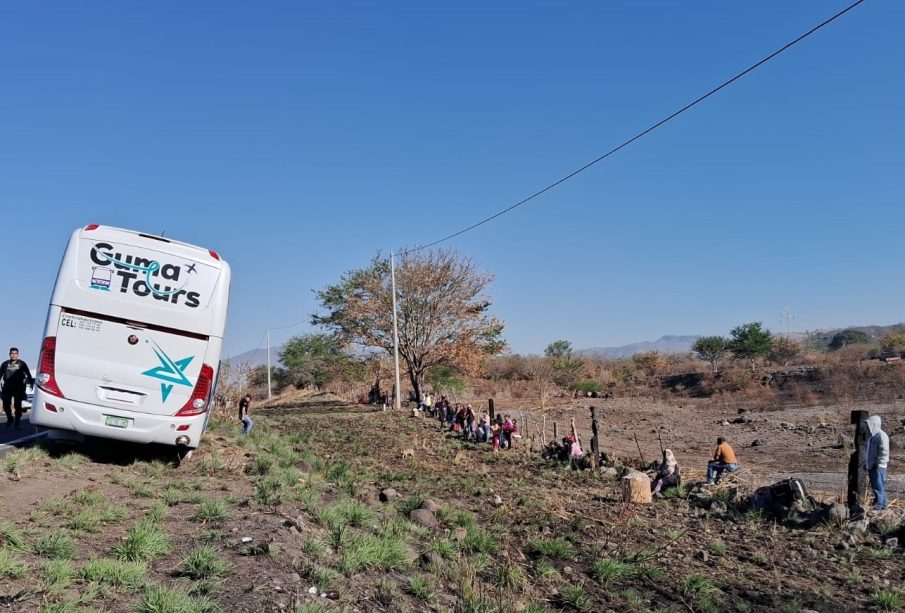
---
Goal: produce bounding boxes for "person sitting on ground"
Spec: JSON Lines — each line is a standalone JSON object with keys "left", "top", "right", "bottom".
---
{"left": 652, "top": 449, "right": 681, "bottom": 495}
{"left": 567, "top": 435, "right": 585, "bottom": 469}
{"left": 706, "top": 437, "right": 739, "bottom": 485}
{"left": 865, "top": 415, "right": 890, "bottom": 511}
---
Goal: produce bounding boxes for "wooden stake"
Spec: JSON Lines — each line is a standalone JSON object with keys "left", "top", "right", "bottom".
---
{"left": 542, "top": 416, "right": 547, "bottom": 443}
{"left": 553, "top": 422, "right": 559, "bottom": 441}
{"left": 590, "top": 406, "right": 600, "bottom": 470}
{"left": 633, "top": 433, "right": 646, "bottom": 467}
{"left": 848, "top": 410, "right": 870, "bottom": 515}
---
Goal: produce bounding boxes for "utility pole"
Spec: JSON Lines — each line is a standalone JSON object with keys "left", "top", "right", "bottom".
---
{"left": 390, "top": 252, "right": 402, "bottom": 410}
{"left": 266, "top": 327, "right": 272, "bottom": 400}
{"left": 780, "top": 307, "right": 794, "bottom": 337}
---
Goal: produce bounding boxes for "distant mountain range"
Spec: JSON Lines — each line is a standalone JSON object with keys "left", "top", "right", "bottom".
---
{"left": 578, "top": 335, "right": 701, "bottom": 358}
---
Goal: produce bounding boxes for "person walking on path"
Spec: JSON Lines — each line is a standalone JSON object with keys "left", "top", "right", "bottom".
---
{"left": 706, "top": 437, "right": 739, "bottom": 485}
{"left": 1, "top": 348, "right": 33, "bottom": 430}
{"left": 239, "top": 394, "right": 254, "bottom": 435}
{"left": 865, "top": 415, "right": 890, "bottom": 510}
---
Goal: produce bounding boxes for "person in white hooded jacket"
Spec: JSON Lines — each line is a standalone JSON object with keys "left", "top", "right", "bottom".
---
{"left": 865, "top": 415, "right": 890, "bottom": 510}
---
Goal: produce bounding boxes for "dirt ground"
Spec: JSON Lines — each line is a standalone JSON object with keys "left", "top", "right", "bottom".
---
{"left": 0, "top": 395, "right": 904, "bottom": 612}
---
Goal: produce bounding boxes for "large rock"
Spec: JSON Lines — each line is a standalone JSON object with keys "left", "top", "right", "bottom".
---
{"left": 420, "top": 499, "right": 441, "bottom": 513}
{"left": 379, "top": 488, "right": 400, "bottom": 503}
{"left": 410, "top": 509, "right": 439, "bottom": 529}
{"left": 600, "top": 467, "right": 619, "bottom": 480}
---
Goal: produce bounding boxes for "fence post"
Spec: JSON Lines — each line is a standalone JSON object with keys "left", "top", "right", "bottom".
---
{"left": 590, "top": 406, "right": 600, "bottom": 469}
{"left": 553, "top": 422, "right": 559, "bottom": 442}
{"left": 848, "top": 410, "right": 870, "bottom": 516}
{"left": 488, "top": 399, "right": 495, "bottom": 422}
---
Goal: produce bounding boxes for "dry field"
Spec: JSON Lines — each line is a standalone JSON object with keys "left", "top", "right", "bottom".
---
{"left": 0, "top": 394, "right": 904, "bottom": 612}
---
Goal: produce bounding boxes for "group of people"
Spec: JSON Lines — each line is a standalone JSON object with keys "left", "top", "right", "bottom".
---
{"left": 418, "top": 394, "right": 521, "bottom": 451}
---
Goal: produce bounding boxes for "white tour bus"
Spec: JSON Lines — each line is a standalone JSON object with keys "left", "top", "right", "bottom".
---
{"left": 31, "top": 225, "right": 231, "bottom": 453}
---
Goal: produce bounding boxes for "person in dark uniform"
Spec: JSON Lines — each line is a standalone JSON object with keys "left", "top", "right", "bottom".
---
{"left": 1, "top": 348, "right": 33, "bottom": 429}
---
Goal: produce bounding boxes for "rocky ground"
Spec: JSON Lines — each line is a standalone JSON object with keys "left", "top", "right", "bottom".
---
{"left": 0, "top": 395, "right": 903, "bottom": 612}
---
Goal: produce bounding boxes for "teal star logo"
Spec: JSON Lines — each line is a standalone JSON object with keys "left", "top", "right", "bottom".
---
{"left": 142, "top": 340, "right": 195, "bottom": 403}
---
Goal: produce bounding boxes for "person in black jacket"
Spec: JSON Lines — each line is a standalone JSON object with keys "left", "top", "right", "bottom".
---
{"left": 1, "top": 348, "right": 33, "bottom": 429}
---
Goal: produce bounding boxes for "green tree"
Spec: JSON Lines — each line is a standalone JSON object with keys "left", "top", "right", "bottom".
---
{"left": 312, "top": 249, "right": 505, "bottom": 401}
{"left": 828, "top": 329, "right": 874, "bottom": 351}
{"left": 426, "top": 365, "right": 466, "bottom": 398}
{"left": 880, "top": 330, "right": 905, "bottom": 354}
{"left": 692, "top": 336, "right": 730, "bottom": 373}
{"left": 730, "top": 322, "right": 774, "bottom": 371}
{"left": 544, "top": 340, "right": 583, "bottom": 387}
{"left": 249, "top": 365, "right": 290, "bottom": 392}
{"left": 279, "top": 333, "right": 350, "bottom": 390}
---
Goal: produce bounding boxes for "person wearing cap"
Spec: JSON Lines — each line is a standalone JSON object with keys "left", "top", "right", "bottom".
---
{"left": 865, "top": 415, "right": 890, "bottom": 510}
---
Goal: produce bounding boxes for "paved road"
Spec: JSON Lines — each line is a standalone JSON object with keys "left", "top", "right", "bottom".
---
{"left": 0, "top": 412, "right": 38, "bottom": 445}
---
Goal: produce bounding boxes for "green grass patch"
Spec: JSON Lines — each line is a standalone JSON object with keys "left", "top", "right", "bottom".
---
{"left": 593, "top": 557, "right": 638, "bottom": 585}
{"left": 192, "top": 500, "right": 230, "bottom": 523}
{"left": 406, "top": 574, "right": 437, "bottom": 602}
{"left": 41, "top": 559, "right": 74, "bottom": 591}
{"left": 56, "top": 452, "right": 87, "bottom": 471}
{"left": 134, "top": 584, "right": 219, "bottom": 613}
{"left": 72, "top": 490, "right": 105, "bottom": 506}
{"left": 180, "top": 545, "right": 230, "bottom": 579}
{"left": 0, "top": 521, "right": 26, "bottom": 551}
{"left": 528, "top": 537, "right": 575, "bottom": 559}
{"left": 79, "top": 557, "right": 147, "bottom": 591}
{"left": 423, "top": 537, "right": 457, "bottom": 560}
{"left": 34, "top": 532, "right": 75, "bottom": 560}
{"left": 0, "top": 548, "right": 30, "bottom": 578}
{"left": 461, "top": 528, "right": 499, "bottom": 555}
{"left": 492, "top": 562, "right": 525, "bottom": 590}
{"left": 255, "top": 474, "right": 284, "bottom": 506}
{"left": 114, "top": 519, "right": 170, "bottom": 562}
{"left": 872, "top": 589, "right": 905, "bottom": 611}
{"left": 337, "top": 532, "right": 412, "bottom": 575}
{"left": 146, "top": 501, "right": 168, "bottom": 523}
{"left": 558, "top": 584, "right": 592, "bottom": 612}
{"left": 709, "top": 540, "right": 727, "bottom": 556}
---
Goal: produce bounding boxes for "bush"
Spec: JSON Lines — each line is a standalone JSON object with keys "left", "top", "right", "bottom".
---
{"left": 570, "top": 380, "right": 602, "bottom": 394}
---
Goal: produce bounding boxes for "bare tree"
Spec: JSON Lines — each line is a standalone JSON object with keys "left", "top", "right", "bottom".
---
{"left": 525, "top": 355, "right": 557, "bottom": 410}
{"left": 312, "top": 249, "right": 506, "bottom": 401}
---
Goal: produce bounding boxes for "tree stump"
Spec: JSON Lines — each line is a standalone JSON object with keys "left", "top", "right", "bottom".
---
{"left": 622, "top": 473, "right": 652, "bottom": 504}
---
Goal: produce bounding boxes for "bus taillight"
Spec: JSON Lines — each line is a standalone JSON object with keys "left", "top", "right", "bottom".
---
{"left": 175, "top": 363, "right": 214, "bottom": 417}
{"left": 37, "top": 336, "right": 64, "bottom": 398}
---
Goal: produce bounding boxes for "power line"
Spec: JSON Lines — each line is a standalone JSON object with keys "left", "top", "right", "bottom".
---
{"left": 402, "top": 0, "right": 866, "bottom": 255}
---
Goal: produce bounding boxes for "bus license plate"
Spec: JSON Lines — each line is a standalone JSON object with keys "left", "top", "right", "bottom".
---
{"left": 104, "top": 415, "right": 131, "bottom": 429}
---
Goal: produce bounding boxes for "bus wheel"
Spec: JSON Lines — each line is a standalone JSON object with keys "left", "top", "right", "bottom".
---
{"left": 176, "top": 446, "right": 194, "bottom": 464}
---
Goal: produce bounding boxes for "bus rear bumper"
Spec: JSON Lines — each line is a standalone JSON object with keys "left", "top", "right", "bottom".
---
{"left": 30, "top": 389, "right": 206, "bottom": 448}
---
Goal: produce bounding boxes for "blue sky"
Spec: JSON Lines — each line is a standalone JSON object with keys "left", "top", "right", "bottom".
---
{"left": 1, "top": 0, "right": 901, "bottom": 363}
